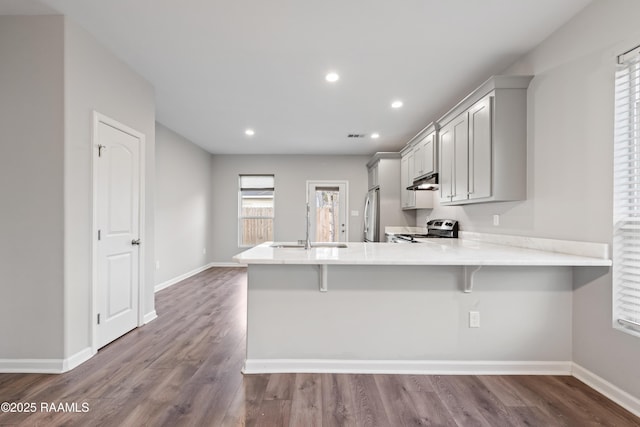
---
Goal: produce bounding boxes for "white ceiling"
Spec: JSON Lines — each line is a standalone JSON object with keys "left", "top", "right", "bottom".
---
{"left": 2, "top": 0, "right": 592, "bottom": 155}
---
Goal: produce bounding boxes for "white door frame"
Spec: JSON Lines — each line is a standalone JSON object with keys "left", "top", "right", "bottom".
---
{"left": 91, "top": 111, "right": 146, "bottom": 354}
{"left": 306, "top": 180, "right": 349, "bottom": 242}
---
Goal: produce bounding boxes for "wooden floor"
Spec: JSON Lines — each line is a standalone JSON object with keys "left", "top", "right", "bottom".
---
{"left": 1, "top": 267, "right": 638, "bottom": 426}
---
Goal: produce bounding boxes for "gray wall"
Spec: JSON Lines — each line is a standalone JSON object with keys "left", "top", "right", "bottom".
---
{"left": 417, "top": 0, "right": 640, "bottom": 399}
{"left": 0, "top": 15, "right": 156, "bottom": 363}
{"left": 211, "top": 155, "right": 369, "bottom": 262}
{"left": 64, "top": 18, "right": 156, "bottom": 358}
{"left": 155, "top": 123, "right": 212, "bottom": 285}
{"left": 0, "top": 16, "right": 65, "bottom": 359}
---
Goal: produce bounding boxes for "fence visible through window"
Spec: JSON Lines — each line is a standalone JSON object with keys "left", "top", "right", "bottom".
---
{"left": 239, "top": 175, "right": 274, "bottom": 246}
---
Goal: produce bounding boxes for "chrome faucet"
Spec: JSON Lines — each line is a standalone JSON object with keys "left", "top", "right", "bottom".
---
{"left": 304, "top": 202, "right": 311, "bottom": 250}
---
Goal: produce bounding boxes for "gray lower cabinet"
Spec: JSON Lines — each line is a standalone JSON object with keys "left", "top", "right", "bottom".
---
{"left": 438, "top": 75, "right": 532, "bottom": 206}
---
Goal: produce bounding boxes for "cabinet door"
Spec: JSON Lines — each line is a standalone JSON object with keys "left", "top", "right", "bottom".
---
{"left": 367, "top": 163, "right": 379, "bottom": 190}
{"left": 422, "top": 132, "right": 435, "bottom": 177}
{"left": 439, "top": 124, "right": 454, "bottom": 203}
{"left": 451, "top": 114, "right": 469, "bottom": 203}
{"left": 468, "top": 96, "right": 492, "bottom": 200}
{"left": 413, "top": 140, "right": 424, "bottom": 179}
{"left": 406, "top": 150, "right": 416, "bottom": 207}
{"left": 400, "top": 155, "right": 410, "bottom": 208}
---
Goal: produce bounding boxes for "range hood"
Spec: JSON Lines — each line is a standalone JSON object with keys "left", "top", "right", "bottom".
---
{"left": 407, "top": 173, "right": 439, "bottom": 191}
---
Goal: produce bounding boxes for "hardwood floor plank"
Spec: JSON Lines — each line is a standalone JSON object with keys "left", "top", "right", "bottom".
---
{"left": 221, "top": 374, "right": 270, "bottom": 427}
{"left": 264, "top": 373, "right": 296, "bottom": 401}
{"left": 289, "top": 373, "right": 323, "bottom": 427}
{"left": 403, "top": 374, "right": 436, "bottom": 393}
{"left": 556, "top": 376, "right": 640, "bottom": 425}
{"left": 513, "top": 375, "right": 608, "bottom": 426}
{"left": 255, "top": 399, "right": 292, "bottom": 427}
{"left": 321, "top": 373, "right": 358, "bottom": 427}
{"left": 509, "top": 406, "right": 565, "bottom": 427}
{"left": 115, "top": 364, "right": 200, "bottom": 426}
{"left": 348, "top": 374, "right": 392, "bottom": 427}
{"left": 0, "top": 267, "right": 638, "bottom": 427}
{"left": 477, "top": 375, "right": 529, "bottom": 407}
{"left": 376, "top": 374, "right": 455, "bottom": 427}
{"left": 535, "top": 376, "right": 640, "bottom": 427}
{"left": 453, "top": 376, "right": 525, "bottom": 427}
{"left": 432, "top": 375, "right": 496, "bottom": 427}
{"left": 375, "top": 374, "right": 424, "bottom": 426}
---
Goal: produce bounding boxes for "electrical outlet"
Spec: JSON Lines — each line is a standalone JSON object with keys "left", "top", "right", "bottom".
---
{"left": 155, "top": 260, "right": 160, "bottom": 270}
{"left": 493, "top": 214, "right": 500, "bottom": 226}
{"left": 469, "top": 311, "right": 480, "bottom": 328}
{"left": 203, "top": 248, "right": 207, "bottom": 255}
{"left": 351, "top": 210, "right": 359, "bottom": 217}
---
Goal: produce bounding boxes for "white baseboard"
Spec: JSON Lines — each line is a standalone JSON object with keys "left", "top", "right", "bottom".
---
{"left": 211, "top": 262, "right": 246, "bottom": 267}
{"left": 143, "top": 310, "right": 157, "bottom": 324}
{"left": 0, "top": 358, "right": 64, "bottom": 374}
{"left": 61, "top": 347, "right": 93, "bottom": 372}
{"left": 572, "top": 363, "right": 640, "bottom": 418}
{"left": 242, "top": 359, "right": 573, "bottom": 376}
{"left": 154, "top": 263, "right": 214, "bottom": 292}
{"left": 0, "top": 347, "right": 94, "bottom": 374}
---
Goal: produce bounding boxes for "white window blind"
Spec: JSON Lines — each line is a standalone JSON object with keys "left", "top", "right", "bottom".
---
{"left": 613, "top": 49, "right": 640, "bottom": 337}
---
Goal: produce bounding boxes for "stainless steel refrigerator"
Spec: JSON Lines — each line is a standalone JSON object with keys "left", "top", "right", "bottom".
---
{"left": 363, "top": 187, "right": 379, "bottom": 242}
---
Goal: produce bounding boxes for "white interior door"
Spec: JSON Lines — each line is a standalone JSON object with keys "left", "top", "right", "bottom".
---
{"left": 95, "top": 116, "right": 142, "bottom": 349}
{"left": 307, "top": 181, "right": 348, "bottom": 242}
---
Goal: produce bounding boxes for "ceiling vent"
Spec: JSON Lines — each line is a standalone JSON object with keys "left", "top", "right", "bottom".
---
{"left": 347, "top": 133, "right": 366, "bottom": 138}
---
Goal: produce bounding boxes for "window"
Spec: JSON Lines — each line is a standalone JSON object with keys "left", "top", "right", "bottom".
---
{"left": 613, "top": 47, "right": 640, "bottom": 337}
{"left": 239, "top": 175, "right": 274, "bottom": 247}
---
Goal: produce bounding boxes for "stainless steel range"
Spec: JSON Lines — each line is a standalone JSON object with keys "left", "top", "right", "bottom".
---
{"left": 391, "top": 219, "right": 458, "bottom": 243}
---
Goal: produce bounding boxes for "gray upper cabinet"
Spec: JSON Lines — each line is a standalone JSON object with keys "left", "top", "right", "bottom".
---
{"left": 401, "top": 140, "right": 434, "bottom": 210}
{"left": 439, "top": 113, "right": 468, "bottom": 203}
{"left": 413, "top": 130, "right": 436, "bottom": 180}
{"left": 367, "top": 161, "right": 379, "bottom": 189}
{"left": 400, "top": 147, "right": 416, "bottom": 208}
{"left": 468, "top": 95, "right": 492, "bottom": 201}
{"left": 437, "top": 75, "right": 532, "bottom": 206}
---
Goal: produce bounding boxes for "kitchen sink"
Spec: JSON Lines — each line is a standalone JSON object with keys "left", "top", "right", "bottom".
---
{"left": 270, "top": 242, "right": 348, "bottom": 249}
{"left": 312, "top": 242, "right": 348, "bottom": 248}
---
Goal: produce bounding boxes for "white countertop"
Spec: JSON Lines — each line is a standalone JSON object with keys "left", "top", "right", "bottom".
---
{"left": 232, "top": 239, "right": 612, "bottom": 267}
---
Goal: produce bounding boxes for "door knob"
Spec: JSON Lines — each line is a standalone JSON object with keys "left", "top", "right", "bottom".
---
{"left": 131, "top": 239, "right": 141, "bottom": 246}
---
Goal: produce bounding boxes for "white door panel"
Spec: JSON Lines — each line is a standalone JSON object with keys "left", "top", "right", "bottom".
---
{"left": 96, "top": 118, "right": 141, "bottom": 349}
{"left": 106, "top": 253, "right": 133, "bottom": 318}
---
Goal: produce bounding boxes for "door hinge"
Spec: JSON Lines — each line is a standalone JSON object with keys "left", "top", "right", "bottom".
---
{"left": 98, "top": 230, "right": 101, "bottom": 240}
{"left": 97, "top": 313, "right": 101, "bottom": 325}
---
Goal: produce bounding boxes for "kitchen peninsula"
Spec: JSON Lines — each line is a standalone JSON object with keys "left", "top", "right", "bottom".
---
{"left": 233, "top": 236, "right": 610, "bottom": 375}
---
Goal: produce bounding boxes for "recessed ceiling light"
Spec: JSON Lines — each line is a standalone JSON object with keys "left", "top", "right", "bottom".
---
{"left": 245, "top": 129, "right": 255, "bottom": 136}
{"left": 325, "top": 72, "right": 340, "bottom": 83}
{"left": 391, "top": 100, "right": 403, "bottom": 109}
{"left": 371, "top": 133, "right": 380, "bottom": 139}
